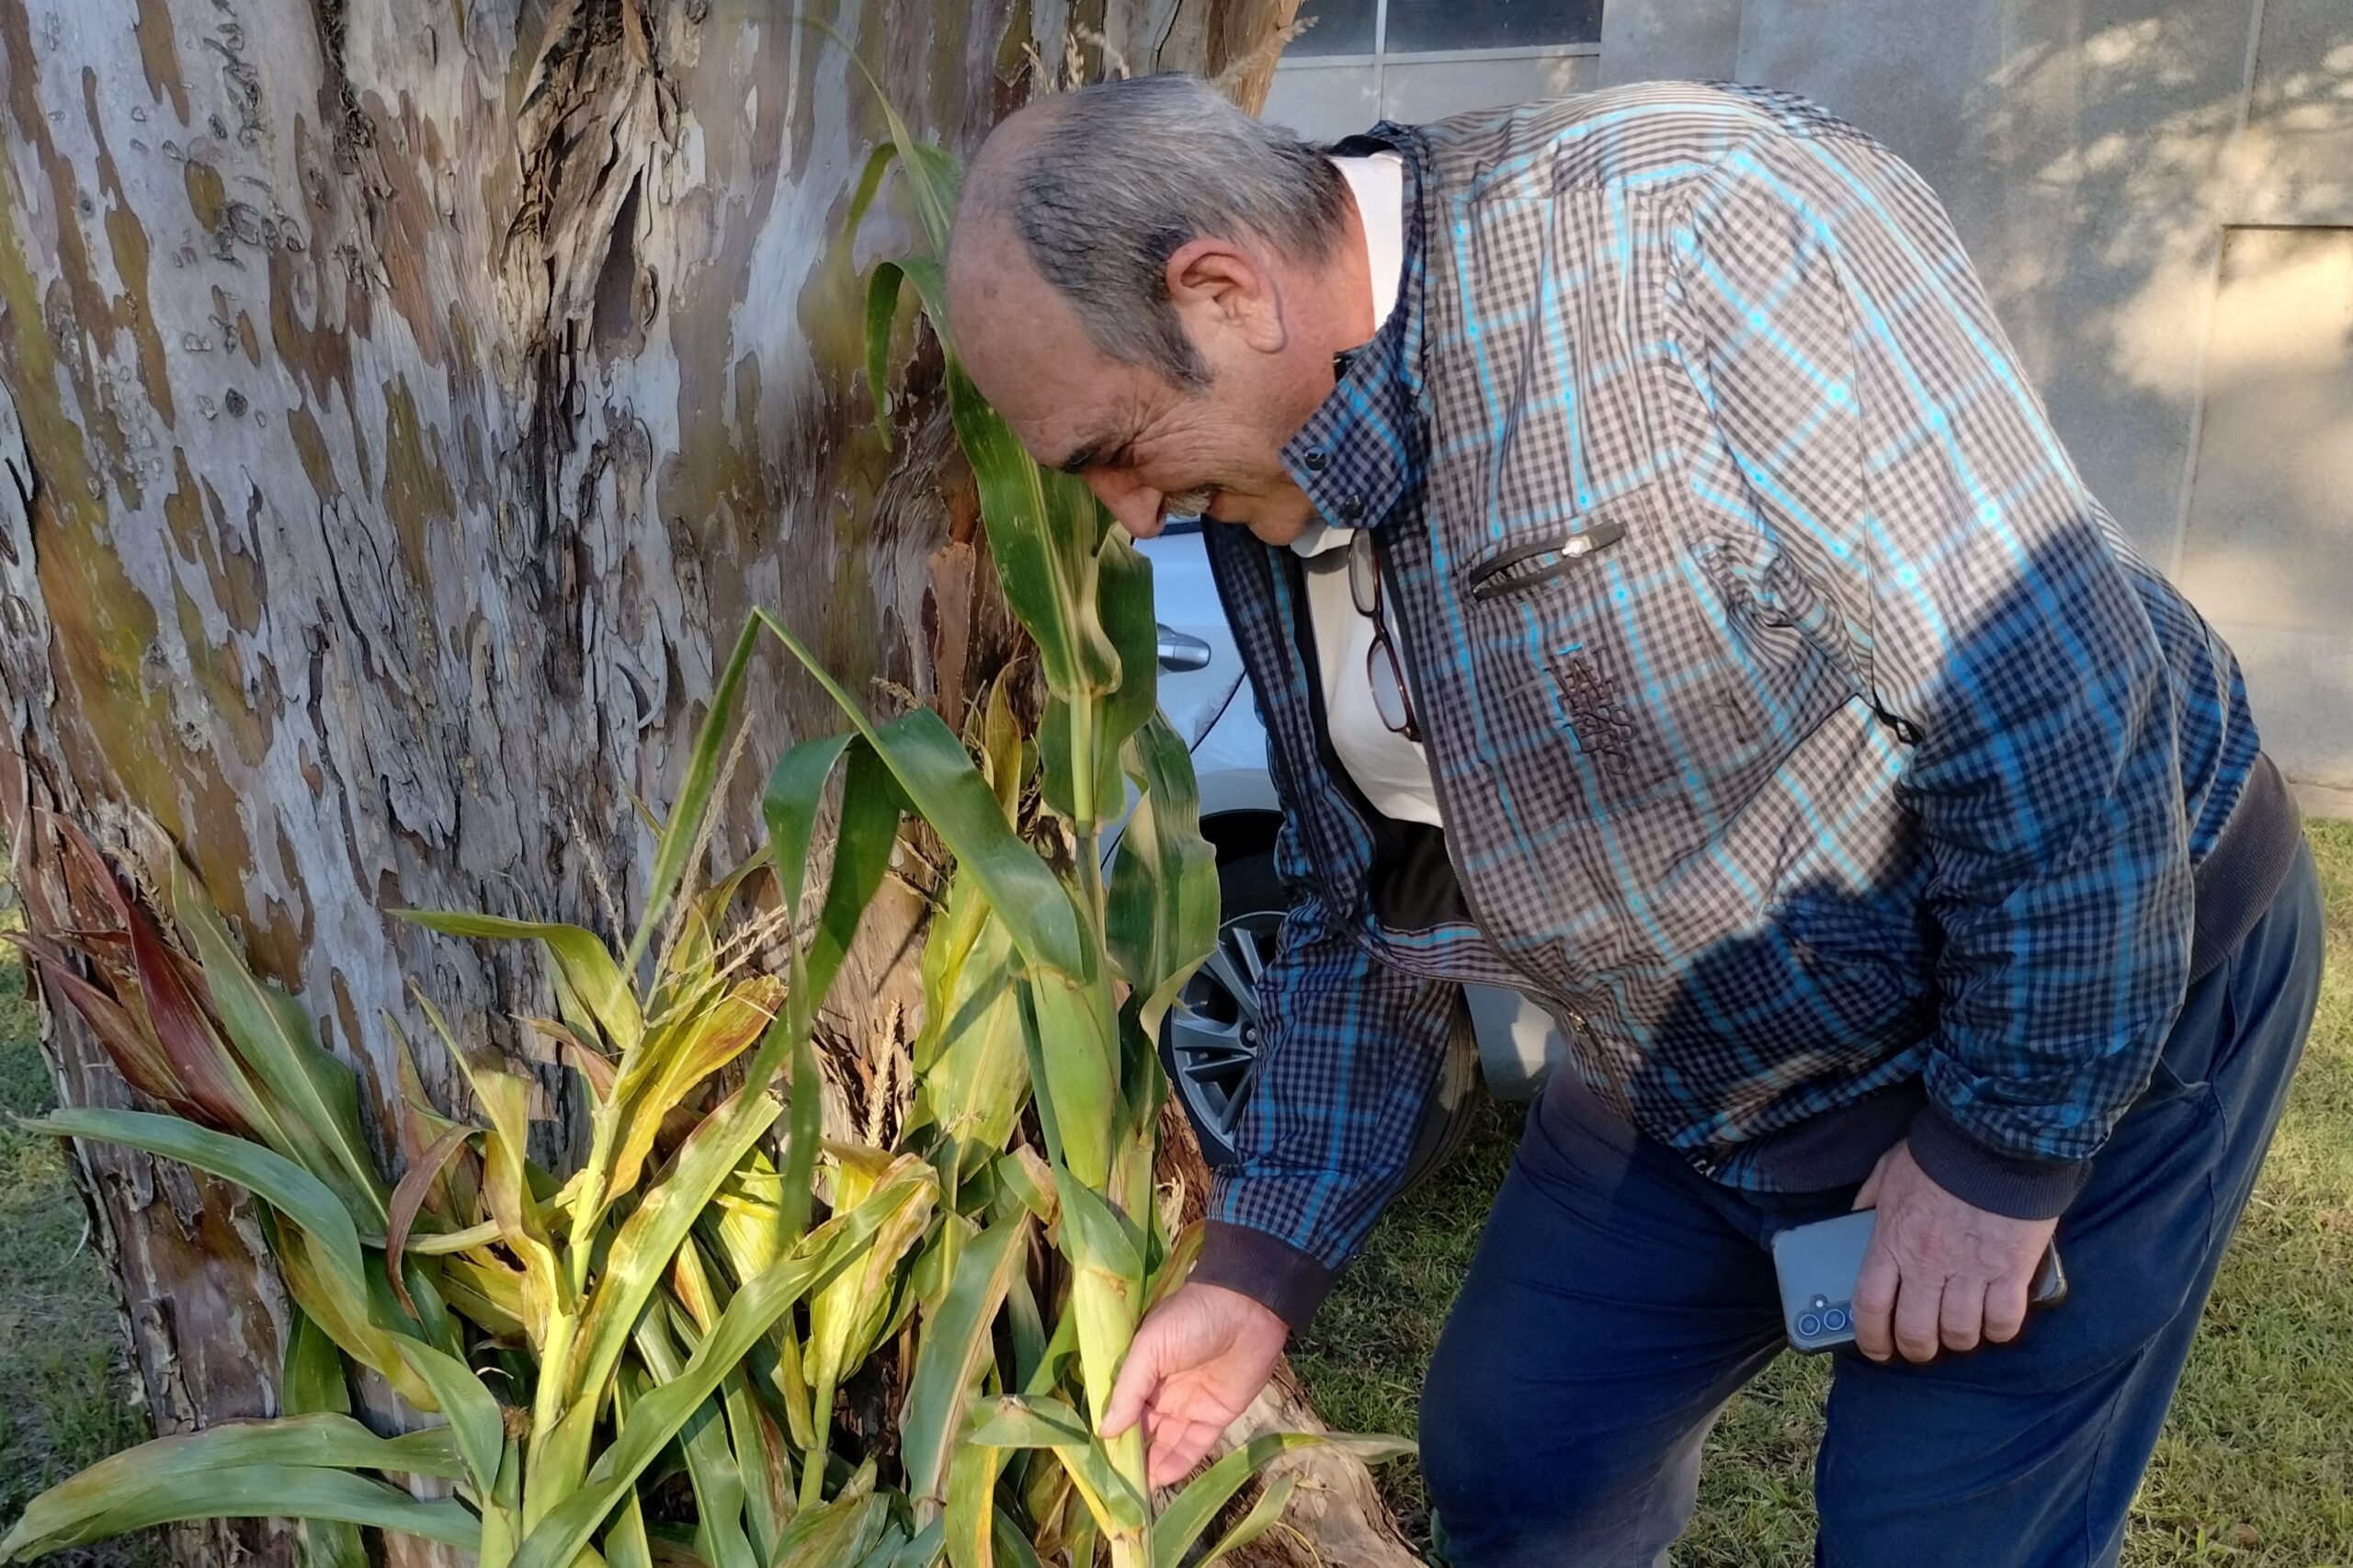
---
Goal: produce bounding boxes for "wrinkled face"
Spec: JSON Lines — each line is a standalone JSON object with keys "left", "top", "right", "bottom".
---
{"left": 947, "top": 230, "right": 1331, "bottom": 546}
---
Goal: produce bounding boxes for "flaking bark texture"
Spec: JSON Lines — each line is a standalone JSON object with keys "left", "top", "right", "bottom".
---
{"left": 0, "top": 0, "right": 1342, "bottom": 1561}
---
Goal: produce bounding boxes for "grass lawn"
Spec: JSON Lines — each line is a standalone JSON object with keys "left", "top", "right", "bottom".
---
{"left": 0, "top": 961, "right": 165, "bottom": 1566}
{"left": 1292, "top": 816, "right": 2353, "bottom": 1566}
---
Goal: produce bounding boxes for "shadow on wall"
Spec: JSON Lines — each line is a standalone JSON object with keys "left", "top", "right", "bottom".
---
{"left": 1723, "top": 1, "right": 2353, "bottom": 802}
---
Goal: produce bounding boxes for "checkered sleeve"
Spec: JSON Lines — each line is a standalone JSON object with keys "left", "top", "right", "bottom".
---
{"left": 1668, "top": 119, "right": 2195, "bottom": 1219}
{"left": 1191, "top": 803, "right": 1463, "bottom": 1327}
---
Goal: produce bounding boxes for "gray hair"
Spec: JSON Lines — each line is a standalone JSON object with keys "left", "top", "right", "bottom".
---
{"left": 998, "top": 74, "right": 1351, "bottom": 387}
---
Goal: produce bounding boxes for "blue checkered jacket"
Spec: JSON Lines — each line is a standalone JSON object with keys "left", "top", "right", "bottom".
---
{"left": 1191, "top": 83, "right": 2265, "bottom": 1324}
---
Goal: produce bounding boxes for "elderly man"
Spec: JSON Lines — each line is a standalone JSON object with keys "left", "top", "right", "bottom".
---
{"left": 944, "top": 74, "right": 2318, "bottom": 1566}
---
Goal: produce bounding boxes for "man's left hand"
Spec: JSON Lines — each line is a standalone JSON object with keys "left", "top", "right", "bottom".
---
{"left": 1850, "top": 1140, "right": 2058, "bottom": 1363}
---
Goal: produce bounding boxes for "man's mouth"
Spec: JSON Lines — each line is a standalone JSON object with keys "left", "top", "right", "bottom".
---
{"left": 1163, "top": 486, "right": 1218, "bottom": 522}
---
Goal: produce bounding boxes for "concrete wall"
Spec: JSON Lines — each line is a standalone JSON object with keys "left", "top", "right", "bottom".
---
{"left": 1266, "top": 0, "right": 2353, "bottom": 813}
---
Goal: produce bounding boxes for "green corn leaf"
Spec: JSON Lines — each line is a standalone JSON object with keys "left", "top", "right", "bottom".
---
{"left": 167, "top": 859, "right": 389, "bottom": 1229}
{"left": 406, "top": 991, "right": 566, "bottom": 1345}
{"left": 1194, "top": 1472, "right": 1300, "bottom": 1568}
{"left": 1036, "top": 697, "right": 1121, "bottom": 832}
{"left": 280, "top": 1313, "right": 366, "bottom": 1568}
{"left": 625, "top": 616, "right": 761, "bottom": 974}
{"left": 755, "top": 612, "right": 1084, "bottom": 978}
{"left": 842, "top": 140, "right": 901, "bottom": 246}
{"left": 1106, "top": 711, "right": 1221, "bottom": 1039}
{"left": 866, "top": 259, "right": 908, "bottom": 440}
{"left": 897, "top": 254, "right": 950, "bottom": 335}
{"left": 816, "top": 23, "right": 959, "bottom": 257}
{"left": 1048, "top": 1167, "right": 1147, "bottom": 1462}
{"left": 601, "top": 1491, "right": 654, "bottom": 1568}
{"left": 17, "top": 1412, "right": 465, "bottom": 1485}
{"left": 397, "top": 911, "right": 642, "bottom": 1058}
{"left": 631, "top": 1308, "right": 758, "bottom": 1568}
{"left": 995, "top": 1148, "right": 1059, "bottom": 1229}
{"left": 760, "top": 724, "right": 905, "bottom": 1259}
{"left": 35, "top": 1109, "right": 373, "bottom": 1310}
{"left": 607, "top": 977, "right": 780, "bottom": 1195}
{"left": 553, "top": 1081, "right": 784, "bottom": 1460}
{"left": 980, "top": 677, "right": 1023, "bottom": 820}
{"left": 1017, "top": 972, "right": 1119, "bottom": 1189}
{"left": 771, "top": 1489, "right": 894, "bottom": 1568}
{"left": 477, "top": 1437, "right": 523, "bottom": 1568}
{"left": 391, "top": 1340, "right": 506, "bottom": 1499}
{"left": 905, "top": 884, "right": 1030, "bottom": 1185}
{"left": 266, "top": 1223, "right": 438, "bottom": 1411}
{"left": 938, "top": 362, "right": 1119, "bottom": 710}
{"left": 678, "top": 1267, "right": 798, "bottom": 1563}
{"left": 886, "top": 1515, "right": 947, "bottom": 1568}
{"left": 991, "top": 1514, "right": 1047, "bottom": 1568}
{"left": 804, "top": 1151, "right": 938, "bottom": 1507}
{"left": 942, "top": 1436, "right": 1006, "bottom": 1568}
{"left": 511, "top": 1164, "right": 937, "bottom": 1568}
{"left": 902, "top": 1213, "right": 1031, "bottom": 1506}
{"left": 763, "top": 734, "right": 908, "bottom": 1022}
{"left": 761, "top": 733, "right": 859, "bottom": 931}
{"left": 437, "top": 1254, "right": 529, "bottom": 1341}
{"left": 962, "top": 1396, "right": 1090, "bottom": 1451}
{"left": 1094, "top": 530, "right": 1160, "bottom": 759}
{"left": 1151, "top": 1431, "right": 1417, "bottom": 1568}
{"left": 0, "top": 1415, "right": 472, "bottom": 1562}
{"left": 0, "top": 1466, "right": 483, "bottom": 1562}
{"left": 281, "top": 1308, "right": 351, "bottom": 1420}
{"left": 1052, "top": 1440, "right": 1147, "bottom": 1538}
{"left": 1049, "top": 1169, "right": 1144, "bottom": 1288}
{"left": 553, "top": 711, "right": 896, "bottom": 1470}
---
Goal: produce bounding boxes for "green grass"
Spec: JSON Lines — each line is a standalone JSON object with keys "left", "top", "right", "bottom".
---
{"left": 0, "top": 960, "right": 167, "bottom": 1567}
{"left": 1293, "top": 818, "right": 2353, "bottom": 1567}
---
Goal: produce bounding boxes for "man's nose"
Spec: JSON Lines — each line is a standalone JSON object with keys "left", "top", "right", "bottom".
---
{"left": 1083, "top": 470, "right": 1165, "bottom": 540}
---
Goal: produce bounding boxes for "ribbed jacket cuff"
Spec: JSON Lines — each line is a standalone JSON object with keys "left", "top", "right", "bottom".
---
{"left": 1907, "top": 1103, "right": 2090, "bottom": 1221}
{"left": 1190, "top": 1221, "right": 1336, "bottom": 1331}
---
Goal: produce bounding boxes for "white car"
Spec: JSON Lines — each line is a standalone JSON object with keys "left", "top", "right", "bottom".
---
{"left": 1137, "top": 523, "right": 1569, "bottom": 1186}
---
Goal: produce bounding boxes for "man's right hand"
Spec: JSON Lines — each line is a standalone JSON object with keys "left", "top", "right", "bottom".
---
{"left": 1100, "top": 1282, "right": 1290, "bottom": 1487}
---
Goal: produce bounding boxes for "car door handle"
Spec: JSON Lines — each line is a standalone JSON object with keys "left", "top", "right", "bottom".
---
{"left": 1156, "top": 625, "right": 1213, "bottom": 672}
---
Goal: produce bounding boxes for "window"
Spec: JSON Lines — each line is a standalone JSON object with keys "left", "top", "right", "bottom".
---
{"left": 1265, "top": 0, "right": 1606, "bottom": 142}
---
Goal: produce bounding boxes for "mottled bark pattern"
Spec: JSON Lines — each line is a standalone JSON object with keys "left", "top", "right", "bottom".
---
{"left": 0, "top": 0, "right": 1304, "bottom": 1559}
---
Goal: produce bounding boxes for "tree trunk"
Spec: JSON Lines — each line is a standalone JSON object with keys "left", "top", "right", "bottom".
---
{"left": 0, "top": 0, "right": 1309, "bottom": 1559}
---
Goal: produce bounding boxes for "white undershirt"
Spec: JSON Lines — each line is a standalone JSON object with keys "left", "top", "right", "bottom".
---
{"left": 1294, "top": 153, "right": 1445, "bottom": 828}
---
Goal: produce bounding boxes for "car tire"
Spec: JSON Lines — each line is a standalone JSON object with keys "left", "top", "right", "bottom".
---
{"left": 1159, "top": 848, "right": 1482, "bottom": 1191}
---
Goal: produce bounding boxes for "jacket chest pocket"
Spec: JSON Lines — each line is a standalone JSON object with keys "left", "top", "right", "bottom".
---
{"left": 1455, "top": 481, "right": 1770, "bottom": 827}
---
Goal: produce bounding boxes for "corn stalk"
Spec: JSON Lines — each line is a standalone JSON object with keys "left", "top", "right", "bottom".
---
{"left": 1, "top": 98, "right": 1406, "bottom": 1568}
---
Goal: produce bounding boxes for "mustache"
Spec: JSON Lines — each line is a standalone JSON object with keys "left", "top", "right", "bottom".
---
{"left": 1161, "top": 486, "right": 1217, "bottom": 520}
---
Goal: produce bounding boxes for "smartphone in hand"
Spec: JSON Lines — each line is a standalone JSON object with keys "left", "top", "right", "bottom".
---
{"left": 1770, "top": 1209, "right": 2067, "bottom": 1354}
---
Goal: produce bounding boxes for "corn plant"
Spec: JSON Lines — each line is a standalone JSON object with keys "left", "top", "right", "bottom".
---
{"left": 1, "top": 97, "right": 1408, "bottom": 1568}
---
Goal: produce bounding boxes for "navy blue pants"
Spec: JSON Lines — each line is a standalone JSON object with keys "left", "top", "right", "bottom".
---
{"left": 1420, "top": 846, "right": 2324, "bottom": 1567}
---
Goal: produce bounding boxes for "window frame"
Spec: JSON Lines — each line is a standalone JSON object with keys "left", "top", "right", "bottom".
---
{"left": 1276, "top": 0, "right": 1605, "bottom": 100}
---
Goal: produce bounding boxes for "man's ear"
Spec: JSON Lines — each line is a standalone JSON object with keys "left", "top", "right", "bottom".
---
{"left": 1165, "top": 237, "right": 1286, "bottom": 353}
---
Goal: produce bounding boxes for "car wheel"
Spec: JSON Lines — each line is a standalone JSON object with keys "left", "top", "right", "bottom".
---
{"left": 1159, "top": 848, "right": 1481, "bottom": 1189}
